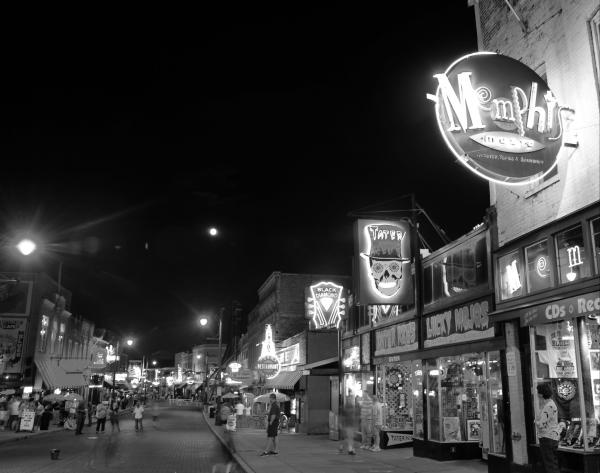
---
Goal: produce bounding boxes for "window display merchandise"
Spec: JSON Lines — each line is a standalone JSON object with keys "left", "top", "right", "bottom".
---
{"left": 531, "top": 318, "right": 600, "bottom": 451}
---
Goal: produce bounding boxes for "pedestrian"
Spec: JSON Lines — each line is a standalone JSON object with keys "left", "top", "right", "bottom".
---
{"left": 359, "top": 390, "right": 374, "bottom": 449}
{"left": 87, "top": 401, "right": 93, "bottom": 426}
{"left": 151, "top": 400, "right": 159, "bottom": 423}
{"left": 535, "top": 383, "right": 563, "bottom": 473}
{"left": 7, "top": 396, "right": 20, "bottom": 432}
{"left": 235, "top": 399, "right": 244, "bottom": 424}
{"left": 260, "top": 393, "right": 281, "bottom": 456}
{"left": 95, "top": 401, "right": 107, "bottom": 433}
{"left": 109, "top": 397, "right": 120, "bottom": 432}
{"left": 34, "top": 400, "right": 44, "bottom": 431}
{"left": 75, "top": 400, "right": 87, "bottom": 435}
{"left": 371, "top": 395, "right": 384, "bottom": 452}
{"left": 133, "top": 401, "right": 144, "bottom": 432}
{"left": 338, "top": 401, "right": 357, "bottom": 455}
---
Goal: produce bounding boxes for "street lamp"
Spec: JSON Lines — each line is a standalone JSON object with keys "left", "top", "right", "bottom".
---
{"left": 199, "top": 308, "right": 224, "bottom": 381}
{"left": 16, "top": 239, "right": 37, "bottom": 256}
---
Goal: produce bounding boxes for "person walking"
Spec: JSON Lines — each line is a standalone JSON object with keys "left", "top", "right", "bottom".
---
{"left": 338, "top": 401, "right": 358, "bottom": 455}
{"left": 75, "top": 401, "right": 87, "bottom": 435}
{"left": 7, "top": 396, "right": 20, "bottom": 432}
{"left": 151, "top": 400, "right": 159, "bottom": 423}
{"left": 260, "top": 393, "right": 281, "bottom": 456}
{"left": 535, "top": 383, "right": 562, "bottom": 473}
{"left": 109, "top": 397, "right": 120, "bottom": 432}
{"left": 95, "top": 401, "right": 107, "bottom": 433}
{"left": 133, "top": 401, "right": 144, "bottom": 432}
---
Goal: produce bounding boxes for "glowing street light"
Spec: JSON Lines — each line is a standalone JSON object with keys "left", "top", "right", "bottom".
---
{"left": 208, "top": 227, "right": 218, "bottom": 237}
{"left": 16, "top": 239, "right": 37, "bottom": 256}
{"left": 199, "top": 309, "right": 225, "bottom": 381}
{"left": 126, "top": 338, "right": 134, "bottom": 346}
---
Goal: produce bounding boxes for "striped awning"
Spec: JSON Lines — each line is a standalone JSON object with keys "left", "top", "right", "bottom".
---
{"left": 264, "top": 370, "right": 303, "bottom": 390}
{"left": 35, "top": 359, "right": 87, "bottom": 389}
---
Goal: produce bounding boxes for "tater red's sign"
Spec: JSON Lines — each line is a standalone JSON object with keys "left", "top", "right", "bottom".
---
{"left": 429, "top": 52, "right": 573, "bottom": 185}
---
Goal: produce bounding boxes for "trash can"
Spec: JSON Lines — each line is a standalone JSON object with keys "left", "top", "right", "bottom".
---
{"left": 209, "top": 406, "right": 215, "bottom": 418}
{"left": 50, "top": 449, "right": 60, "bottom": 460}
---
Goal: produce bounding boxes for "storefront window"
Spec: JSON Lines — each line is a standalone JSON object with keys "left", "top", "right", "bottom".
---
{"left": 578, "top": 318, "right": 600, "bottom": 450}
{"left": 525, "top": 240, "right": 553, "bottom": 293}
{"left": 412, "top": 361, "right": 424, "bottom": 438}
{"left": 555, "top": 225, "right": 591, "bottom": 284}
{"left": 487, "top": 351, "right": 505, "bottom": 455}
{"left": 591, "top": 217, "right": 600, "bottom": 274}
{"left": 426, "top": 354, "right": 486, "bottom": 442}
{"left": 498, "top": 251, "right": 523, "bottom": 300}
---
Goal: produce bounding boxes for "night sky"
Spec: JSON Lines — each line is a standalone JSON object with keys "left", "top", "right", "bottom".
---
{"left": 0, "top": 4, "right": 490, "bottom": 360}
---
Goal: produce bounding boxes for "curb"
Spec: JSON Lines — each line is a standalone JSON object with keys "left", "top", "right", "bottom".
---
{"left": 0, "top": 427, "right": 67, "bottom": 446}
{"left": 201, "top": 411, "right": 255, "bottom": 473}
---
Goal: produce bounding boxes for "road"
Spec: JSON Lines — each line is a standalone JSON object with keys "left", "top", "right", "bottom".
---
{"left": 0, "top": 404, "right": 239, "bottom": 473}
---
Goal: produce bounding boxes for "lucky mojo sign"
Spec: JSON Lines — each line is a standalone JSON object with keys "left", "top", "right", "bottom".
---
{"left": 428, "top": 52, "right": 574, "bottom": 185}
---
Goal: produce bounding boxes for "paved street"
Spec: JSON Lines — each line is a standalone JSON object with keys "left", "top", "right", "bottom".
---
{"left": 0, "top": 404, "right": 238, "bottom": 473}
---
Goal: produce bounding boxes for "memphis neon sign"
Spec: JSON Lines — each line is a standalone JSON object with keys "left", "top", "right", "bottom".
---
{"left": 427, "top": 52, "right": 575, "bottom": 186}
{"left": 306, "top": 282, "right": 346, "bottom": 329}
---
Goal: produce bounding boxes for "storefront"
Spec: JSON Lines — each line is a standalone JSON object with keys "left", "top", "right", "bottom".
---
{"left": 490, "top": 206, "right": 600, "bottom": 473}
{"left": 373, "top": 317, "right": 420, "bottom": 448}
{"left": 413, "top": 295, "right": 505, "bottom": 461}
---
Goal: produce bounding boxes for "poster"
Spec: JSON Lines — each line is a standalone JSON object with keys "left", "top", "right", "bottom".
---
{"left": 19, "top": 409, "right": 35, "bottom": 432}
{"left": 443, "top": 416, "right": 461, "bottom": 441}
{"left": 0, "top": 318, "right": 27, "bottom": 373}
{"left": 467, "top": 419, "right": 481, "bottom": 441}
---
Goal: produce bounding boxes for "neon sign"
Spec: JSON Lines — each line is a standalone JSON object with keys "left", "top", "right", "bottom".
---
{"left": 257, "top": 324, "right": 280, "bottom": 379}
{"left": 566, "top": 245, "right": 583, "bottom": 281}
{"left": 355, "top": 219, "right": 413, "bottom": 306}
{"left": 428, "top": 52, "right": 574, "bottom": 185}
{"left": 306, "top": 282, "right": 346, "bottom": 329}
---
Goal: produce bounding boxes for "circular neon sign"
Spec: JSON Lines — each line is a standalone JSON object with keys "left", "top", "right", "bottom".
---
{"left": 431, "top": 52, "right": 567, "bottom": 186}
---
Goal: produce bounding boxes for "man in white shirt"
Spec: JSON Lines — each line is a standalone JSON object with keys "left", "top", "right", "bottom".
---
{"left": 371, "top": 396, "right": 384, "bottom": 452}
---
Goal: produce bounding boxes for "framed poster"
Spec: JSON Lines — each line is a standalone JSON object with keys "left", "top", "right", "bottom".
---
{"left": 467, "top": 419, "right": 481, "bottom": 441}
{"left": 443, "top": 416, "right": 461, "bottom": 441}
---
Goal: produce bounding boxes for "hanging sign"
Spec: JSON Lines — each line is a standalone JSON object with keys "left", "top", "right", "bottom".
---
{"left": 355, "top": 219, "right": 413, "bottom": 306}
{"left": 257, "top": 324, "right": 280, "bottom": 379}
{"left": 428, "top": 52, "right": 574, "bottom": 185}
{"left": 305, "top": 282, "right": 346, "bottom": 329}
{"left": 374, "top": 319, "right": 418, "bottom": 356}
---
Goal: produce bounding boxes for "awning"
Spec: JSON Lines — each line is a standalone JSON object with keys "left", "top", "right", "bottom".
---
{"left": 264, "top": 370, "right": 303, "bottom": 389}
{"left": 299, "top": 356, "right": 337, "bottom": 371}
{"left": 35, "top": 359, "right": 87, "bottom": 389}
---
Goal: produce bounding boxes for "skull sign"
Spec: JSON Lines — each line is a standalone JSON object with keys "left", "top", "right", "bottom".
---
{"left": 361, "top": 223, "right": 411, "bottom": 299}
{"left": 370, "top": 259, "right": 404, "bottom": 296}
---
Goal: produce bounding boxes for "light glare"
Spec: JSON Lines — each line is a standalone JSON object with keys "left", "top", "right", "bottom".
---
{"left": 16, "top": 239, "right": 37, "bottom": 256}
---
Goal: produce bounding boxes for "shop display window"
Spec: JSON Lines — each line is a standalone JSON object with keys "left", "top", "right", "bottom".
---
{"left": 525, "top": 240, "right": 553, "bottom": 293}
{"left": 555, "top": 225, "right": 591, "bottom": 285}
{"left": 531, "top": 318, "right": 600, "bottom": 451}
{"left": 425, "top": 354, "right": 487, "bottom": 443}
{"left": 376, "top": 361, "right": 423, "bottom": 437}
{"left": 591, "top": 217, "right": 600, "bottom": 274}
{"left": 423, "top": 233, "right": 488, "bottom": 306}
{"left": 498, "top": 251, "right": 523, "bottom": 300}
{"left": 487, "top": 351, "right": 505, "bottom": 455}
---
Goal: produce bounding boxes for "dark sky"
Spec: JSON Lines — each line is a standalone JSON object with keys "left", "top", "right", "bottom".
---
{"left": 0, "top": 4, "right": 490, "bottom": 359}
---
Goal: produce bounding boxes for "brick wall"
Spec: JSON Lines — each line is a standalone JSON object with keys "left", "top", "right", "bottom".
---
{"left": 476, "top": 0, "right": 600, "bottom": 246}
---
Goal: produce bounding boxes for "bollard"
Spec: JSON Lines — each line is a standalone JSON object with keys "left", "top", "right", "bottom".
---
{"left": 50, "top": 449, "right": 60, "bottom": 460}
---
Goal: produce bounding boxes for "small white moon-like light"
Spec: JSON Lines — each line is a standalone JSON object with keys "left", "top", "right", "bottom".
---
{"left": 208, "top": 227, "right": 218, "bottom": 237}
{"left": 16, "top": 239, "right": 37, "bottom": 256}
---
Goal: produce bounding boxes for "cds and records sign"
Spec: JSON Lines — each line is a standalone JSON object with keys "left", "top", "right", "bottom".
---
{"left": 355, "top": 219, "right": 413, "bottom": 306}
{"left": 428, "top": 52, "right": 574, "bottom": 185}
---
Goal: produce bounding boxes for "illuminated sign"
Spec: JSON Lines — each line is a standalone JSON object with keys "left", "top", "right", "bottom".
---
{"left": 305, "top": 282, "right": 346, "bottom": 329}
{"left": 342, "top": 346, "right": 360, "bottom": 371}
{"left": 257, "top": 324, "right": 280, "bottom": 379}
{"left": 428, "top": 52, "right": 574, "bottom": 185}
{"left": 277, "top": 344, "right": 300, "bottom": 370}
{"left": 375, "top": 319, "right": 418, "bottom": 356}
{"left": 355, "top": 219, "right": 413, "bottom": 305}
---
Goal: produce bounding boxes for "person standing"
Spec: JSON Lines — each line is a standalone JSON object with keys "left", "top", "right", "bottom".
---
{"left": 109, "top": 397, "right": 120, "bottom": 432}
{"left": 359, "top": 391, "right": 374, "bottom": 449}
{"left": 151, "top": 400, "right": 159, "bottom": 423}
{"left": 133, "top": 401, "right": 144, "bottom": 432}
{"left": 95, "top": 402, "right": 107, "bottom": 433}
{"left": 8, "top": 396, "right": 20, "bottom": 432}
{"left": 338, "top": 401, "right": 358, "bottom": 455}
{"left": 34, "top": 400, "right": 44, "bottom": 431}
{"left": 371, "top": 396, "right": 384, "bottom": 452}
{"left": 535, "top": 383, "right": 562, "bottom": 473}
{"left": 260, "top": 393, "right": 281, "bottom": 456}
{"left": 75, "top": 401, "right": 87, "bottom": 435}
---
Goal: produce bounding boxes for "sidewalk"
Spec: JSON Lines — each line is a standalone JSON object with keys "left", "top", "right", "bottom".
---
{"left": 0, "top": 422, "right": 67, "bottom": 445}
{"left": 203, "top": 411, "right": 489, "bottom": 473}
